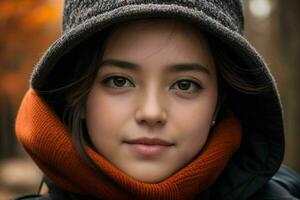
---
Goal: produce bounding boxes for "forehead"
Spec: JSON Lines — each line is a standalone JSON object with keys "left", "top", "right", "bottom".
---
{"left": 100, "top": 18, "right": 216, "bottom": 75}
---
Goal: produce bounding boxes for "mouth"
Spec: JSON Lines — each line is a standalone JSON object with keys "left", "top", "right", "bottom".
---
{"left": 124, "top": 137, "right": 174, "bottom": 157}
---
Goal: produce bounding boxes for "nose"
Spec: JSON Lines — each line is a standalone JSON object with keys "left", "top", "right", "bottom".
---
{"left": 135, "top": 89, "right": 167, "bottom": 127}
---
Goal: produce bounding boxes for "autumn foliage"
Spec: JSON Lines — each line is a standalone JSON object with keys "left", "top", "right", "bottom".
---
{"left": 0, "top": 0, "right": 63, "bottom": 104}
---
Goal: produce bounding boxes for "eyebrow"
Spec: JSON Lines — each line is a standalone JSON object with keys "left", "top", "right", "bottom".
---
{"left": 99, "top": 59, "right": 210, "bottom": 75}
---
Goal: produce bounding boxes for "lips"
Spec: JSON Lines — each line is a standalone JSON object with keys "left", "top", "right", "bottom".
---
{"left": 124, "top": 137, "right": 174, "bottom": 157}
{"left": 125, "top": 137, "right": 174, "bottom": 146}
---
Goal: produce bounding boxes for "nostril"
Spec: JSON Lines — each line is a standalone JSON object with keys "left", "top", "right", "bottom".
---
{"left": 138, "top": 118, "right": 166, "bottom": 127}
{"left": 135, "top": 107, "right": 167, "bottom": 127}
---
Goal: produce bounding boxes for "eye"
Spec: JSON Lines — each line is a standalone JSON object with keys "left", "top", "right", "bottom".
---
{"left": 102, "top": 76, "right": 134, "bottom": 88}
{"left": 171, "top": 79, "right": 203, "bottom": 93}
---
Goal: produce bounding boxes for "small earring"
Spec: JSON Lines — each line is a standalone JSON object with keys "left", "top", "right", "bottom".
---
{"left": 211, "top": 120, "right": 216, "bottom": 127}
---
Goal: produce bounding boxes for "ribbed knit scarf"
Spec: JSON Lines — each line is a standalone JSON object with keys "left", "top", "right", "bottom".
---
{"left": 15, "top": 89, "right": 241, "bottom": 200}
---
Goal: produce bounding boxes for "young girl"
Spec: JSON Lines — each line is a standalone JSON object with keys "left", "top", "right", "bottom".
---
{"left": 14, "top": 0, "right": 300, "bottom": 200}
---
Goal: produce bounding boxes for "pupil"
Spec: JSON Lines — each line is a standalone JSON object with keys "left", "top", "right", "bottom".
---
{"left": 114, "top": 77, "right": 126, "bottom": 87}
{"left": 179, "top": 81, "right": 190, "bottom": 90}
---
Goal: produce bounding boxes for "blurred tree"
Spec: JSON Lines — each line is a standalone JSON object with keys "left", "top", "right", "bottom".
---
{"left": 278, "top": 0, "right": 300, "bottom": 171}
{"left": 0, "top": 0, "right": 63, "bottom": 159}
{"left": 0, "top": 92, "right": 16, "bottom": 159}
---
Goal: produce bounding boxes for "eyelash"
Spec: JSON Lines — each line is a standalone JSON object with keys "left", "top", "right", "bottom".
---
{"left": 101, "top": 75, "right": 203, "bottom": 93}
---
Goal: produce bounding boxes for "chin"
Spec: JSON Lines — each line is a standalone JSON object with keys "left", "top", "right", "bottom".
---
{"left": 124, "top": 168, "right": 174, "bottom": 183}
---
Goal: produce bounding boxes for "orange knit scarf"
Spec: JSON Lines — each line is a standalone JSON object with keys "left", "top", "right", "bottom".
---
{"left": 16, "top": 89, "right": 241, "bottom": 200}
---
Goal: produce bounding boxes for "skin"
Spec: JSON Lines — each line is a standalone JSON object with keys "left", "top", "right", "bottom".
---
{"left": 85, "top": 18, "right": 218, "bottom": 183}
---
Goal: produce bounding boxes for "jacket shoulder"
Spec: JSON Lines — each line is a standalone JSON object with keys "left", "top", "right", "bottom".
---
{"left": 250, "top": 165, "right": 300, "bottom": 199}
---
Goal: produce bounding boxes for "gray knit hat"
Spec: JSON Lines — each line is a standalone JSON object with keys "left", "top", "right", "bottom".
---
{"left": 29, "top": 1, "right": 284, "bottom": 199}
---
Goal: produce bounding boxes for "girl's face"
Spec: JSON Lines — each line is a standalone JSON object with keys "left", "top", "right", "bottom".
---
{"left": 85, "top": 19, "right": 218, "bottom": 183}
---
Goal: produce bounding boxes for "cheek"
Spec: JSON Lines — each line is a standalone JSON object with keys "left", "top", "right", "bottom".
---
{"left": 172, "top": 92, "right": 218, "bottom": 152}
{"left": 174, "top": 93, "right": 217, "bottom": 130}
{"left": 85, "top": 87, "right": 132, "bottom": 145}
{"left": 174, "top": 105, "right": 212, "bottom": 140}
{"left": 172, "top": 109, "right": 211, "bottom": 160}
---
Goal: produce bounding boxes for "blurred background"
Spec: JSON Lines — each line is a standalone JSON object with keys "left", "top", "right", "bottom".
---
{"left": 0, "top": 0, "right": 299, "bottom": 199}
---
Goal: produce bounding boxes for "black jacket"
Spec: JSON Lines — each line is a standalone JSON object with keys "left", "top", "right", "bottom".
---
{"left": 13, "top": 165, "right": 300, "bottom": 200}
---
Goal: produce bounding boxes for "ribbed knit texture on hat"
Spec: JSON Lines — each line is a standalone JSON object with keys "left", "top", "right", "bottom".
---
{"left": 16, "top": 89, "right": 241, "bottom": 200}
{"left": 62, "top": 0, "right": 244, "bottom": 34}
